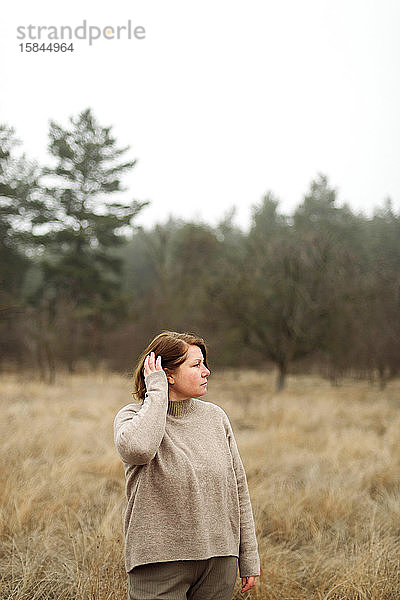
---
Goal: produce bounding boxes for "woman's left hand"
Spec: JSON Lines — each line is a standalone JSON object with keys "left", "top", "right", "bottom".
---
{"left": 241, "top": 575, "right": 258, "bottom": 594}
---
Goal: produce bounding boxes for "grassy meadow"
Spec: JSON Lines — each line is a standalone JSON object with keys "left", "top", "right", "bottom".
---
{"left": 1, "top": 368, "right": 400, "bottom": 599}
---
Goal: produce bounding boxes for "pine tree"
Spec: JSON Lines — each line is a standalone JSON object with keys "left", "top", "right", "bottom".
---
{"left": 0, "top": 124, "right": 41, "bottom": 367}
{"left": 34, "top": 108, "right": 148, "bottom": 370}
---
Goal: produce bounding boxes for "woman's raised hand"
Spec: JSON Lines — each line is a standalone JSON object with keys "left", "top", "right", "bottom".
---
{"left": 143, "top": 351, "right": 163, "bottom": 378}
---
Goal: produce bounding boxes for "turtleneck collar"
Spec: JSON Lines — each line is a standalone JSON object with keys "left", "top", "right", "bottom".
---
{"left": 167, "top": 397, "right": 196, "bottom": 417}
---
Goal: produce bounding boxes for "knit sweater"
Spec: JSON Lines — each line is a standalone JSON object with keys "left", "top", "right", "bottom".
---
{"left": 113, "top": 369, "right": 260, "bottom": 578}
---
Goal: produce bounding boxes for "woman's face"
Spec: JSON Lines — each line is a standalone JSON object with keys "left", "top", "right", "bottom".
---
{"left": 167, "top": 344, "right": 210, "bottom": 401}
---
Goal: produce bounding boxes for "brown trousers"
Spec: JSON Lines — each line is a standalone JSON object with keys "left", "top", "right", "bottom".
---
{"left": 128, "top": 556, "right": 238, "bottom": 600}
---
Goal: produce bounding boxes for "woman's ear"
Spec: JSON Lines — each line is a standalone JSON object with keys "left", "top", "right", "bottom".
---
{"left": 164, "top": 368, "right": 174, "bottom": 385}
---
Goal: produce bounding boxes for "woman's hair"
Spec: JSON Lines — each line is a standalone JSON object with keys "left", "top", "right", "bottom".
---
{"left": 132, "top": 330, "right": 209, "bottom": 402}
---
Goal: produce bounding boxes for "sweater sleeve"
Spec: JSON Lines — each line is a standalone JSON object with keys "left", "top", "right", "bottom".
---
{"left": 225, "top": 416, "right": 260, "bottom": 578}
{"left": 113, "top": 370, "right": 168, "bottom": 465}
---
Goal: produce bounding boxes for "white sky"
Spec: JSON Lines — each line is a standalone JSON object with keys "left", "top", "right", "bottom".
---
{"left": 1, "top": 0, "right": 399, "bottom": 231}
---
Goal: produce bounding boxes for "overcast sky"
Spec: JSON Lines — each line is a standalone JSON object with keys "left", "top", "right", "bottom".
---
{"left": 1, "top": 0, "right": 399, "bottom": 231}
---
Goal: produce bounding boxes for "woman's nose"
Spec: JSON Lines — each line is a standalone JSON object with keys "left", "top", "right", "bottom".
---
{"left": 203, "top": 367, "right": 210, "bottom": 377}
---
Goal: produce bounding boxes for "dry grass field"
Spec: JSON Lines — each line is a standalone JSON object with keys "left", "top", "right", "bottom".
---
{"left": 1, "top": 368, "right": 400, "bottom": 600}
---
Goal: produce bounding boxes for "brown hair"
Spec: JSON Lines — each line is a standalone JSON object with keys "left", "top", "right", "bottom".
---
{"left": 132, "top": 330, "right": 209, "bottom": 402}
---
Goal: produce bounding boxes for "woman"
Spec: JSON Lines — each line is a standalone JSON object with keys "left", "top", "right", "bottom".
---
{"left": 114, "top": 331, "right": 260, "bottom": 600}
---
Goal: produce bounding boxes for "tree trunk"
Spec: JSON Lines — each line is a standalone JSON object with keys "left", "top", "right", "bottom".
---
{"left": 276, "top": 362, "right": 287, "bottom": 392}
{"left": 44, "top": 340, "right": 56, "bottom": 384}
{"left": 377, "top": 365, "right": 387, "bottom": 390}
{"left": 36, "top": 340, "right": 47, "bottom": 382}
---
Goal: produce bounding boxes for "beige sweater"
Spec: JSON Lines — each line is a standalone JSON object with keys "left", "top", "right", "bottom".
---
{"left": 113, "top": 370, "right": 260, "bottom": 578}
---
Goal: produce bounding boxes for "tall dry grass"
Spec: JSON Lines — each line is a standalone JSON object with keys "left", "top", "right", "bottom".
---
{"left": 1, "top": 369, "right": 400, "bottom": 599}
